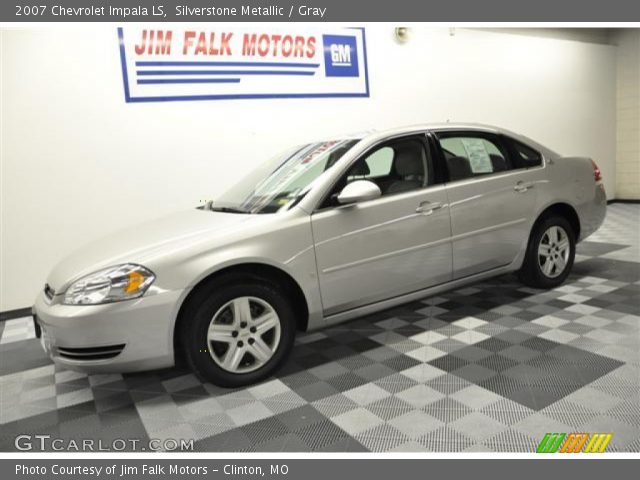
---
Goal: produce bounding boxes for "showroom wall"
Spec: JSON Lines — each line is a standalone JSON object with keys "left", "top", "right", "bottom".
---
{"left": 614, "top": 29, "right": 640, "bottom": 200}
{"left": 1, "top": 26, "right": 618, "bottom": 311}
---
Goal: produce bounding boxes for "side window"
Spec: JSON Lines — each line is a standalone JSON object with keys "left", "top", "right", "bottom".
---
{"left": 364, "top": 147, "right": 394, "bottom": 178}
{"left": 511, "top": 140, "right": 543, "bottom": 168}
{"left": 324, "top": 137, "right": 430, "bottom": 207}
{"left": 437, "top": 134, "right": 511, "bottom": 182}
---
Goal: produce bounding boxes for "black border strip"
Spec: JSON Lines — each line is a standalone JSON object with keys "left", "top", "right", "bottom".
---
{"left": 3, "top": 0, "right": 640, "bottom": 22}
{"left": 0, "top": 307, "right": 33, "bottom": 322}
{"left": 608, "top": 199, "right": 640, "bottom": 204}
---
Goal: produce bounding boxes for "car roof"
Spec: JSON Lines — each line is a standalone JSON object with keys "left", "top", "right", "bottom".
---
{"left": 351, "top": 123, "right": 511, "bottom": 140}
{"left": 343, "top": 123, "right": 558, "bottom": 158}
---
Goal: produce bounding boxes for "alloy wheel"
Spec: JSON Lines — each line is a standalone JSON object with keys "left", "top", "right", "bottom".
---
{"left": 537, "top": 225, "right": 571, "bottom": 279}
{"left": 206, "top": 296, "right": 281, "bottom": 373}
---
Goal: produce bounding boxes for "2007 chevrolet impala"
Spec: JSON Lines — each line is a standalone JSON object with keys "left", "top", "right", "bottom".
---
{"left": 34, "top": 124, "right": 606, "bottom": 386}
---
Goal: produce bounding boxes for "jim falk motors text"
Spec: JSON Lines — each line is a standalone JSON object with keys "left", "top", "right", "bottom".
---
{"left": 134, "top": 29, "right": 319, "bottom": 59}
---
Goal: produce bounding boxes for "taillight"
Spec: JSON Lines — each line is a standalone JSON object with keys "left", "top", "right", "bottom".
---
{"left": 591, "top": 160, "right": 602, "bottom": 183}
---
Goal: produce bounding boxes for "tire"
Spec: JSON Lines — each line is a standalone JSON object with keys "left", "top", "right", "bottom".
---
{"left": 180, "top": 274, "right": 296, "bottom": 388}
{"left": 518, "top": 215, "right": 576, "bottom": 289}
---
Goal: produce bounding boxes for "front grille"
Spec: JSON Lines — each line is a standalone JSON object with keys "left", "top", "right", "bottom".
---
{"left": 57, "top": 344, "right": 126, "bottom": 361}
{"left": 44, "top": 284, "right": 55, "bottom": 301}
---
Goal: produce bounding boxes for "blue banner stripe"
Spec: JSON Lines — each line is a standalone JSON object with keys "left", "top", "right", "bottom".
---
{"left": 126, "top": 92, "right": 370, "bottom": 103}
{"left": 136, "top": 61, "right": 320, "bottom": 68}
{"left": 137, "top": 78, "right": 241, "bottom": 85}
{"left": 137, "top": 70, "right": 316, "bottom": 76}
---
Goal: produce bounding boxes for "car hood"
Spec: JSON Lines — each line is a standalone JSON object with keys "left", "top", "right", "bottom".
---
{"left": 46, "top": 209, "right": 260, "bottom": 293}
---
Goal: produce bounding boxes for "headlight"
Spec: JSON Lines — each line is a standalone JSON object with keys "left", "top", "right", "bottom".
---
{"left": 63, "top": 264, "right": 155, "bottom": 305}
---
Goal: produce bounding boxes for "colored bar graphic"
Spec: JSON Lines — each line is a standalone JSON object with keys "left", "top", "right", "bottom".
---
{"left": 572, "top": 433, "right": 590, "bottom": 453}
{"left": 537, "top": 433, "right": 613, "bottom": 453}
{"left": 536, "top": 434, "right": 552, "bottom": 453}
{"left": 560, "top": 433, "right": 589, "bottom": 453}
{"left": 537, "top": 433, "right": 566, "bottom": 453}
{"left": 584, "top": 433, "right": 613, "bottom": 453}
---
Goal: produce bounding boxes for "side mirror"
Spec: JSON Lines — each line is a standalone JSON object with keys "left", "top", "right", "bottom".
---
{"left": 336, "top": 180, "right": 382, "bottom": 205}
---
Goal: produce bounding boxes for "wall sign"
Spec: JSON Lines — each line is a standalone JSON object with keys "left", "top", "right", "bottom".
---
{"left": 117, "top": 26, "right": 369, "bottom": 102}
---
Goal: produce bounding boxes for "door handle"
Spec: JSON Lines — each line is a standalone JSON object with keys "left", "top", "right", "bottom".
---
{"left": 514, "top": 181, "right": 534, "bottom": 193}
{"left": 416, "top": 201, "right": 443, "bottom": 215}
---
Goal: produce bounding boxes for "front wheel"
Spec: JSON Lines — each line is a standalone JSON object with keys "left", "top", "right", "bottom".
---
{"left": 519, "top": 215, "right": 576, "bottom": 289}
{"left": 181, "top": 277, "right": 296, "bottom": 387}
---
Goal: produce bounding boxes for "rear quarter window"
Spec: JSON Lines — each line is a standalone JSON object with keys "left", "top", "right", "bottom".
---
{"left": 511, "top": 139, "right": 543, "bottom": 168}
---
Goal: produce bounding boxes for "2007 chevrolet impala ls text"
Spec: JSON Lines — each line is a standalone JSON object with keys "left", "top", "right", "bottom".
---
{"left": 33, "top": 124, "right": 606, "bottom": 386}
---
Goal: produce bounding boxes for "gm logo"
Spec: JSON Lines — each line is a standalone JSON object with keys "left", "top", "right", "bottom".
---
{"left": 322, "top": 35, "right": 359, "bottom": 77}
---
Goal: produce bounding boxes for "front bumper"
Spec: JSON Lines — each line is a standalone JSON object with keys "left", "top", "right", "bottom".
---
{"left": 33, "top": 288, "right": 184, "bottom": 373}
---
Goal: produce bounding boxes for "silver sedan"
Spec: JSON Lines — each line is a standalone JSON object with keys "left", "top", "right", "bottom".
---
{"left": 33, "top": 124, "right": 607, "bottom": 386}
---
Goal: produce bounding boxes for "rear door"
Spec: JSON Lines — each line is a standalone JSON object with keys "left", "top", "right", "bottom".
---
{"left": 433, "top": 130, "right": 539, "bottom": 279}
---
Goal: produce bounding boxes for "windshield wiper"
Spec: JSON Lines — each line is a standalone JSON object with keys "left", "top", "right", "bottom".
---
{"left": 197, "top": 200, "right": 250, "bottom": 214}
{"left": 210, "top": 206, "right": 250, "bottom": 214}
{"left": 206, "top": 202, "right": 250, "bottom": 214}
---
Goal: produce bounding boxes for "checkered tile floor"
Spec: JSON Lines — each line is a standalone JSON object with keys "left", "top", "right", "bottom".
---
{"left": 1, "top": 204, "right": 638, "bottom": 452}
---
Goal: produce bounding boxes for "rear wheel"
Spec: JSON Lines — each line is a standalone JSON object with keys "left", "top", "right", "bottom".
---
{"left": 181, "top": 276, "right": 296, "bottom": 387}
{"left": 519, "top": 215, "right": 576, "bottom": 288}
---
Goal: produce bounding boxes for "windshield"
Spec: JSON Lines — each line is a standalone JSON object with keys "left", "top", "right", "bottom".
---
{"left": 209, "top": 139, "right": 359, "bottom": 214}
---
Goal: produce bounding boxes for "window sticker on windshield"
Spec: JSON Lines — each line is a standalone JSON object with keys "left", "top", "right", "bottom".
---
{"left": 299, "top": 141, "right": 339, "bottom": 164}
{"left": 252, "top": 140, "right": 345, "bottom": 201}
{"left": 461, "top": 138, "right": 492, "bottom": 173}
{"left": 266, "top": 143, "right": 331, "bottom": 187}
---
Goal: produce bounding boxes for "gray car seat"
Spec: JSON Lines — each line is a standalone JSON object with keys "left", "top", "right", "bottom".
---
{"left": 490, "top": 154, "right": 508, "bottom": 172}
{"left": 386, "top": 146, "right": 426, "bottom": 194}
{"left": 447, "top": 156, "right": 473, "bottom": 181}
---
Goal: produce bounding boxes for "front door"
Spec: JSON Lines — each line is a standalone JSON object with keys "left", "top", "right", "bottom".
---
{"left": 311, "top": 135, "right": 452, "bottom": 316}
